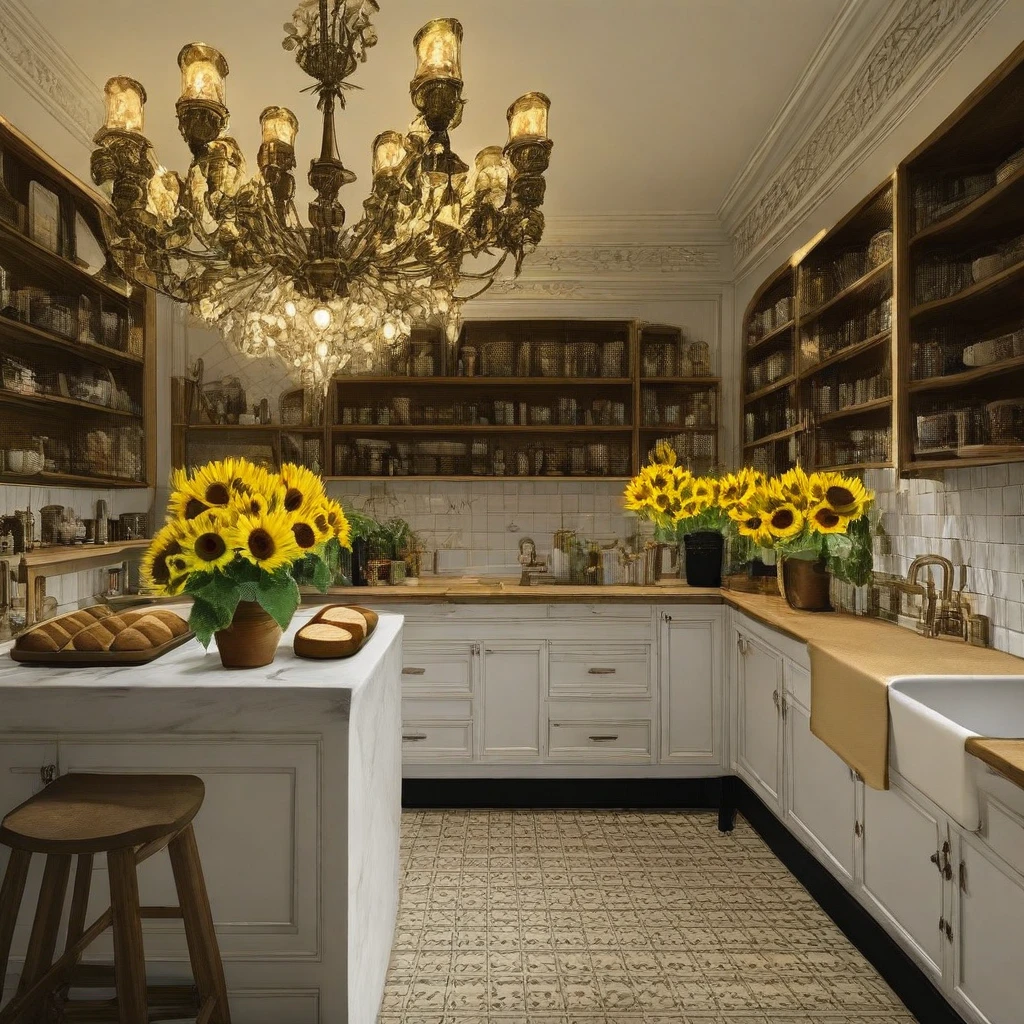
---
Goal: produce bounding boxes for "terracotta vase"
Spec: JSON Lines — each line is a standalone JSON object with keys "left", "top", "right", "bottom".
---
{"left": 214, "top": 601, "right": 282, "bottom": 668}
{"left": 780, "top": 556, "right": 833, "bottom": 612}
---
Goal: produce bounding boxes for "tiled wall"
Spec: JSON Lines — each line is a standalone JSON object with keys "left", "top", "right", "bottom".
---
{"left": 327, "top": 479, "right": 639, "bottom": 575}
{"left": 860, "top": 465, "right": 1024, "bottom": 658}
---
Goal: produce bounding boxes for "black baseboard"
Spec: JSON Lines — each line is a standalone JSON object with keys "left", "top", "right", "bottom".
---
{"left": 402, "top": 776, "right": 725, "bottom": 809}
{"left": 734, "top": 779, "right": 966, "bottom": 1024}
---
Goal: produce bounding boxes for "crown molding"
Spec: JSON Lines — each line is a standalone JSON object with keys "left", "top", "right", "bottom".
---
{"left": 542, "top": 213, "right": 730, "bottom": 247}
{"left": 723, "top": 0, "right": 1007, "bottom": 277}
{"left": 0, "top": 0, "right": 102, "bottom": 149}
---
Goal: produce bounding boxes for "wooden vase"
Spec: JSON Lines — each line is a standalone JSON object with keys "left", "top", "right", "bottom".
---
{"left": 214, "top": 601, "right": 282, "bottom": 668}
{"left": 780, "top": 556, "right": 833, "bottom": 612}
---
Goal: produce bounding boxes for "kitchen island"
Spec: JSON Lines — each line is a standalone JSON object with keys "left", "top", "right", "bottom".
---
{"left": 0, "top": 609, "right": 404, "bottom": 1024}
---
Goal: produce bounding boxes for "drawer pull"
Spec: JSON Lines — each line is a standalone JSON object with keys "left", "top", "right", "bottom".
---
{"left": 402, "top": 733, "right": 428, "bottom": 741}
{"left": 588, "top": 734, "right": 619, "bottom": 742}
{"left": 587, "top": 667, "right": 617, "bottom": 675}
{"left": 402, "top": 667, "right": 427, "bottom": 676}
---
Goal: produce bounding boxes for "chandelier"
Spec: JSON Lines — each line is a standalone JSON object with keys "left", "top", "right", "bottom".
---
{"left": 90, "top": 0, "right": 553, "bottom": 388}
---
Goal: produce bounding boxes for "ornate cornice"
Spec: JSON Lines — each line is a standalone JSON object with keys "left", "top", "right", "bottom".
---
{"left": 526, "top": 244, "right": 720, "bottom": 275}
{"left": 0, "top": 0, "right": 102, "bottom": 149}
{"left": 725, "top": 0, "right": 1006, "bottom": 275}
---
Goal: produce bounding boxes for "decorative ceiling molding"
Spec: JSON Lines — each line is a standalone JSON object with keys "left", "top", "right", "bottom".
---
{"left": 478, "top": 277, "right": 723, "bottom": 303}
{"left": 0, "top": 0, "right": 102, "bottom": 149}
{"left": 542, "top": 212, "right": 730, "bottom": 247}
{"left": 525, "top": 245, "right": 720, "bottom": 275}
{"left": 723, "top": 0, "right": 1007, "bottom": 276}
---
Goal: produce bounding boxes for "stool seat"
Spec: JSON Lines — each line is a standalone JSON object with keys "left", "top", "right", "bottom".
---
{"left": 0, "top": 773, "right": 204, "bottom": 854}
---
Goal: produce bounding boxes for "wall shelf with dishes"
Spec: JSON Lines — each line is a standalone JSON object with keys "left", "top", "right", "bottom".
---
{"left": 898, "top": 41, "right": 1024, "bottom": 472}
{"left": 0, "top": 116, "right": 154, "bottom": 488}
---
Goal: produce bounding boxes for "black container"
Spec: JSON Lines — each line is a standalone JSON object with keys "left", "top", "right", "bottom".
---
{"left": 350, "top": 537, "right": 369, "bottom": 586}
{"left": 683, "top": 530, "right": 724, "bottom": 588}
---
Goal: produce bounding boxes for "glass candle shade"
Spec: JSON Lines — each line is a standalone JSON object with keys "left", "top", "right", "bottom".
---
{"left": 372, "top": 131, "right": 407, "bottom": 177}
{"left": 413, "top": 18, "right": 463, "bottom": 82}
{"left": 260, "top": 106, "right": 298, "bottom": 147}
{"left": 178, "top": 43, "right": 228, "bottom": 106}
{"left": 103, "top": 77, "right": 146, "bottom": 134}
{"left": 507, "top": 92, "right": 550, "bottom": 142}
{"left": 473, "top": 146, "right": 509, "bottom": 201}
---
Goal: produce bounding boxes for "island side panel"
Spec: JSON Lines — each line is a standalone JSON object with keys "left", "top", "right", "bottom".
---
{"left": 345, "top": 618, "right": 403, "bottom": 1024}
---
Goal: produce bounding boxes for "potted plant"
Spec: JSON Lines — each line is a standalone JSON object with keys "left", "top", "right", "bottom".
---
{"left": 379, "top": 517, "right": 419, "bottom": 583}
{"left": 344, "top": 508, "right": 382, "bottom": 587}
{"left": 727, "top": 466, "right": 874, "bottom": 611}
{"left": 623, "top": 442, "right": 731, "bottom": 587}
{"left": 141, "top": 459, "right": 351, "bottom": 666}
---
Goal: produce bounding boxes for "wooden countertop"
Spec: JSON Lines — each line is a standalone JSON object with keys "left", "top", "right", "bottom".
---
{"left": 966, "top": 738, "right": 1024, "bottom": 791}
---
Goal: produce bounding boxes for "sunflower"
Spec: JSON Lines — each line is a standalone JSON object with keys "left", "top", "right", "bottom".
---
{"left": 326, "top": 501, "right": 352, "bottom": 548}
{"left": 289, "top": 511, "right": 321, "bottom": 551}
{"left": 808, "top": 501, "right": 851, "bottom": 534}
{"left": 279, "top": 463, "right": 327, "bottom": 515}
{"left": 692, "top": 477, "right": 718, "bottom": 503}
{"left": 624, "top": 476, "right": 655, "bottom": 512}
{"left": 140, "top": 521, "right": 185, "bottom": 595}
{"left": 166, "top": 467, "right": 211, "bottom": 523}
{"left": 227, "top": 507, "right": 302, "bottom": 573}
{"left": 652, "top": 439, "right": 677, "bottom": 467}
{"left": 816, "top": 472, "right": 872, "bottom": 518}
{"left": 177, "top": 516, "right": 235, "bottom": 572}
{"left": 190, "top": 458, "right": 246, "bottom": 508}
{"left": 766, "top": 502, "right": 804, "bottom": 539}
{"left": 717, "top": 471, "right": 756, "bottom": 511}
{"left": 731, "top": 507, "right": 774, "bottom": 547}
{"left": 775, "top": 466, "right": 811, "bottom": 510}
{"left": 231, "top": 489, "right": 270, "bottom": 519}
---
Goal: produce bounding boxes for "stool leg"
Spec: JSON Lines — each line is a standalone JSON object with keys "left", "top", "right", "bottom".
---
{"left": 16, "top": 853, "right": 70, "bottom": 1017}
{"left": 0, "top": 850, "right": 31, "bottom": 1006}
{"left": 107, "top": 848, "right": 148, "bottom": 1024}
{"left": 168, "top": 825, "right": 231, "bottom": 1024}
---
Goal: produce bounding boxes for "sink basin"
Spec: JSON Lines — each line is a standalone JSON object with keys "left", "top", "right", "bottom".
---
{"left": 889, "top": 675, "right": 1024, "bottom": 830}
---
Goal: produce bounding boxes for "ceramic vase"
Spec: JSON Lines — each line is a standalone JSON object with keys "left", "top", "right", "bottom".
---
{"left": 214, "top": 601, "right": 281, "bottom": 668}
{"left": 780, "top": 556, "right": 833, "bottom": 612}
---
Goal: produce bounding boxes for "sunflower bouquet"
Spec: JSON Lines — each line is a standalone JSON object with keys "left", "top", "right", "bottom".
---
{"left": 142, "top": 459, "right": 352, "bottom": 647}
{"left": 726, "top": 466, "right": 875, "bottom": 585}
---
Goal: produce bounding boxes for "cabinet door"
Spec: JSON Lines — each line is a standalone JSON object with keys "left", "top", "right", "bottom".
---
{"left": 57, "top": 738, "right": 320, "bottom": 960}
{"left": 952, "top": 833, "right": 1024, "bottom": 1024}
{"left": 785, "top": 694, "right": 857, "bottom": 885}
{"left": 860, "top": 783, "right": 945, "bottom": 980}
{"left": 0, "top": 738, "right": 58, "bottom": 983}
{"left": 660, "top": 610, "right": 723, "bottom": 765}
{"left": 481, "top": 642, "right": 543, "bottom": 760}
{"left": 734, "top": 627, "right": 783, "bottom": 813}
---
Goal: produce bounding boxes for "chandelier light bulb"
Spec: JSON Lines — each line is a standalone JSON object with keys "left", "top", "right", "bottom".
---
{"left": 316, "top": 340, "right": 329, "bottom": 359}
{"left": 284, "top": 300, "right": 297, "bottom": 317}
{"left": 102, "top": 77, "right": 146, "bottom": 134}
{"left": 267, "top": 337, "right": 276, "bottom": 349}
{"left": 312, "top": 306, "right": 332, "bottom": 330}
{"left": 382, "top": 320, "right": 397, "bottom": 341}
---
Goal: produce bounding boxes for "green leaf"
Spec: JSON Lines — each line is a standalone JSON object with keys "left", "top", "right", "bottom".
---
{"left": 189, "top": 596, "right": 232, "bottom": 649}
{"left": 255, "top": 574, "right": 300, "bottom": 630}
{"left": 226, "top": 558, "right": 261, "bottom": 586}
{"left": 312, "top": 557, "right": 332, "bottom": 592}
{"left": 183, "top": 570, "right": 214, "bottom": 594}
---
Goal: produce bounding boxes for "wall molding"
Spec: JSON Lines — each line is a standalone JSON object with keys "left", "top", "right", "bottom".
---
{"left": 0, "top": 0, "right": 101, "bottom": 149}
{"left": 721, "top": 0, "right": 1008, "bottom": 277}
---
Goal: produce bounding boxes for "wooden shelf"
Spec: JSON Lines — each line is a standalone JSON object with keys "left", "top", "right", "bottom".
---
{"left": 910, "top": 256, "right": 1024, "bottom": 320}
{"left": 815, "top": 462, "right": 892, "bottom": 473}
{"left": 815, "top": 396, "right": 892, "bottom": 424}
{"left": 801, "top": 260, "right": 892, "bottom": 324}
{"left": 911, "top": 161, "right": 1024, "bottom": 246}
{"left": 330, "top": 424, "right": 634, "bottom": 435}
{"left": 0, "top": 315, "right": 144, "bottom": 368}
{"left": 639, "top": 425, "right": 717, "bottom": 432}
{"left": 746, "top": 319, "right": 795, "bottom": 353}
{"left": 639, "top": 376, "right": 720, "bottom": 385}
{"left": 0, "top": 470, "right": 145, "bottom": 488}
{"left": 908, "top": 352, "right": 1024, "bottom": 393}
{"left": 743, "top": 423, "right": 805, "bottom": 449}
{"left": 333, "top": 376, "right": 633, "bottom": 387}
{"left": 799, "top": 330, "right": 891, "bottom": 379}
{"left": 905, "top": 450, "right": 1024, "bottom": 471}
{"left": 185, "top": 422, "right": 325, "bottom": 432}
{"left": 0, "top": 220, "right": 137, "bottom": 306}
{"left": 21, "top": 538, "right": 149, "bottom": 570}
{"left": 0, "top": 389, "right": 141, "bottom": 419}
{"left": 744, "top": 373, "right": 795, "bottom": 404}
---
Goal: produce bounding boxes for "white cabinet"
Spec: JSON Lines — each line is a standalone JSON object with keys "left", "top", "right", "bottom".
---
{"left": 784, "top": 666, "right": 857, "bottom": 885}
{"left": 860, "top": 782, "right": 947, "bottom": 981}
{"left": 400, "top": 641, "right": 476, "bottom": 764}
{"left": 952, "top": 832, "right": 1024, "bottom": 1024}
{"left": 733, "top": 623, "right": 783, "bottom": 813}
{"left": 481, "top": 641, "right": 544, "bottom": 760}
{"left": 659, "top": 609, "right": 724, "bottom": 765}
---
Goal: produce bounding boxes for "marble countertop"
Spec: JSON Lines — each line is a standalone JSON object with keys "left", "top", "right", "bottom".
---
{"left": 0, "top": 607, "right": 404, "bottom": 695}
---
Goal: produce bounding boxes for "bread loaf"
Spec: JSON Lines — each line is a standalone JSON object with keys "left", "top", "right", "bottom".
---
{"left": 110, "top": 627, "right": 151, "bottom": 652}
{"left": 17, "top": 621, "right": 74, "bottom": 653}
{"left": 129, "top": 615, "right": 174, "bottom": 647}
{"left": 142, "top": 609, "right": 189, "bottom": 637}
{"left": 69, "top": 624, "right": 116, "bottom": 652}
{"left": 294, "top": 622, "right": 363, "bottom": 660}
{"left": 316, "top": 606, "right": 368, "bottom": 640}
{"left": 63, "top": 610, "right": 103, "bottom": 631}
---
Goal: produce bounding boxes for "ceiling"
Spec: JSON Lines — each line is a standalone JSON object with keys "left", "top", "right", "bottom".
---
{"left": 38, "top": 0, "right": 850, "bottom": 218}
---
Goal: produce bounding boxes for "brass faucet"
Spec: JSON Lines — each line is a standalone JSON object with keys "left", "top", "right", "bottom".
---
{"left": 907, "top": 554, "right": 953, "bottom": 638}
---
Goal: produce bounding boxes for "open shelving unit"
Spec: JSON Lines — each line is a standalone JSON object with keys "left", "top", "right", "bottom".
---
{"left": 0, "top": 116, "right": 154, "bottom": 489}
{"left": 897, "top": 41, "right": 1024, "bottom": 472}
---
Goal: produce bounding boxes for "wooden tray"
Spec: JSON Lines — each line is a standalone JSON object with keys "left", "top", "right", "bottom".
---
{"left": 10, "top": 630, "right": 195, "bottom": 667}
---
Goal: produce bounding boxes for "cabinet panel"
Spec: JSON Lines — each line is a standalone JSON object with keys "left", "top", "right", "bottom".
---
{"left": 785, "top": 697, "right": 856, "bottom": 884}
{"left": 57, "top": 738, "right": 320, "bottom": 959}
{"left": 548, "top": 643, "right": 652, "bottom": 700}
{"left": 954, "top": 834, "right": 1024, "bottom": 1024}
{"left": 481, "top": 642, "right": 543, "bottom": 760}
{"left": 734, "top": 627, "right": 783, "bottom": 811}
{"left": 548, "top": 719, "right": 652, "bottom": 762}
{"left": 401, "top": 722, "right": 473, "bottom": 762}
{"left": 660, "top": 612, "right": 723, "bottom": 765}
{"left": 401, "top": 642, "right": 475, "bottom": 696}
{"left": 861, "top": 784, "right": 945, "bottom": 979}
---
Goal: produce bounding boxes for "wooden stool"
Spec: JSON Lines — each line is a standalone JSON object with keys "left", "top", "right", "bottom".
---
{"left": 0, "top": 773, "right": 231, "bottom": 1024}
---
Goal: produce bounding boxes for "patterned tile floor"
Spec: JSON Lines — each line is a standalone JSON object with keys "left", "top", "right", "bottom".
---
{"left": 379, "top": 810, "right": 919, "bottom": 1024}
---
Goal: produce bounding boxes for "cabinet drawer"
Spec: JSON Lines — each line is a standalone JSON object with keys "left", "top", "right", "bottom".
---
{"left": 403, "top": 698, "right": 472, "bottom": 721}
{"left": 401, "top": 643, "right": 473, "bottom": 696}
{"left": 548, "top": 719, "right": 652, "bottom": 761}
{"left": 548, "top": 644, "right": 651, "bottom": 699}
{"left": 401, "top": 722, "right": 473, "bottom": 760}
{"left": 785, "top": 659, "right": 811, "bottom": 709}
